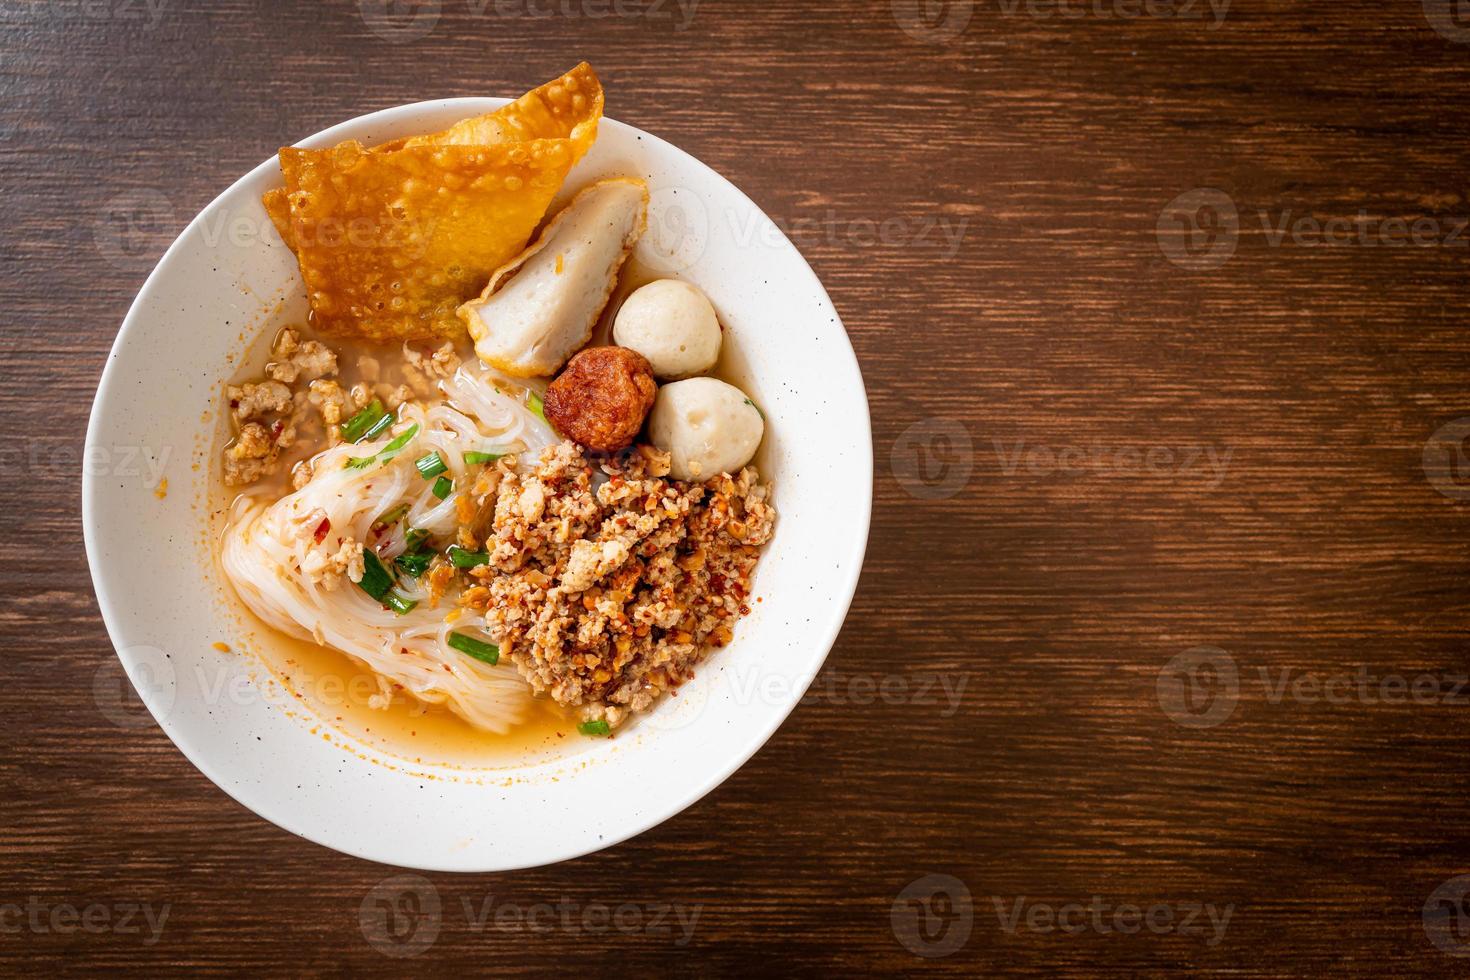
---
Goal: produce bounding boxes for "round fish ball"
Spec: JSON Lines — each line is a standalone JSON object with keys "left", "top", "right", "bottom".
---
{"left": 649, "top": 378, "right": 764, "bottom": 481}
{"left": 612, "top": 280, "right": 722, "bottom": 380}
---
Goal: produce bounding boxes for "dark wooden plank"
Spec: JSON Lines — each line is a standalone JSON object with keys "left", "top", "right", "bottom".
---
{"left": 4, "top": 0, "right": 1470, "bottom": 974}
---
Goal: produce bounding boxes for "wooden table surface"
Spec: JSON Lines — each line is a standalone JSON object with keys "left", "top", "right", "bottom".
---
{"left": 7, "top": 0, "right": 1470, "bottom": 974}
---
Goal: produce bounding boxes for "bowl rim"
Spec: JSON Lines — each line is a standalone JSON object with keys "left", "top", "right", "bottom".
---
{"left": 83, "top": 98, "right": 873, "bottom": 871}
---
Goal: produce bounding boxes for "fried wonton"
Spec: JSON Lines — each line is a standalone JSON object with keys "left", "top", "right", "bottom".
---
{"left": 391, "top": 61, "right": 602, "bottom": 151}
{"left": 263, "top": 63, "right": 603, "bottom": 341}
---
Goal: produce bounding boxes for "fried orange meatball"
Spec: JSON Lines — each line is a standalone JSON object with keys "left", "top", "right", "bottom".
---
{"left": 543, "top": 346, "right": 658, "bottom": 452}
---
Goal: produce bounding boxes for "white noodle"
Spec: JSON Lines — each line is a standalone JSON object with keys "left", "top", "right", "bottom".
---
{"left": 221, "top": 366, "right": 551, "bottom": 733}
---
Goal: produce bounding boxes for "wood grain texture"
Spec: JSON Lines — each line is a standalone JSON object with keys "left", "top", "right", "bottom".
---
{"left": 5, "top": 0, "right": 1470, "bottom": 974}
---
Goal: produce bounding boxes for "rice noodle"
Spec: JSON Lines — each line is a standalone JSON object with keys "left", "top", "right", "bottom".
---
{"left": 220, "top": 365, "right": 552, "bottom": 733}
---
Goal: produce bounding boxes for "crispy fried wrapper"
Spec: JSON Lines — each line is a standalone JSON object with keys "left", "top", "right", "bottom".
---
{"left": 263, "top": 63, "right": 603, "bottom": 341}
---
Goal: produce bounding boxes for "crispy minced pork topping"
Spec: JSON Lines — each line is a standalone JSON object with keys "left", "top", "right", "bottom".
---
{"left": 402, "top": 341, "right": 462, "bottom": 396}
{"left": 222, "top": 331, "right": 452, "bottom": 487}
{"left": 224, "top": 328, "right": 351, "bottom": 487}
{"left": 457, "top": 440, "right": 774, "bottom": 726}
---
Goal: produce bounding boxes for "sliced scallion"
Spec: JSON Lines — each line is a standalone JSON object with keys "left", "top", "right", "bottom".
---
{"left": 383, "top": 591, "right": 419, "bottom": 616}
{"left": 376, "top": 424, "right": 419, "bottom": 463}
{"left": 447, "top": 545, "right": 489, "bottom": 570}
{"left": 373, "top": 502, "right": 410, "bottom": 528}
{"left": 432, "top": 475, "right": 452, "bottom": 499}
{"left": 358, "top": 549, "right": 418, "bottom": 612}
{"left": 341, "top": 400, "right": 388, "bottom": 443}
{"left": 394, "top": 549, "right": 435, "bottom": 578}
{"left": 527, "top": 390, "right": 546, "bottom": 422}
{"left": 404, "top": 528, "right": 430, "bottom": 551}
{"left": 415, "top": 451, "right": 447, "bottom": 480}
{"left": 577, "top": 720, "right": 611, "bottom": 737}
{"left": 346, "top": 423, "right": 420, "bottom": 470}
{"left": 464, "top": 451, "right": 503, "bottom": 466}
{"left": 447, "top": 632, "right": 499, "bottom": 664}
{"left": 361, "top": 411, "right": 394, "bottom": 442}
{"left": 356, "top": 550, "right": 393, "bottom": 602}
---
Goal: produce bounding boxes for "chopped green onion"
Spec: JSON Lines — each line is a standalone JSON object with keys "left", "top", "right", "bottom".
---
{"left": 383, "top": 591, "right": 419, "bottom": 616}
{"left": 341, "top": 400, "right": 388, "bottom": 443}
{"left": 432, "top": 475, "right": 452, "bottom": 499}
{"left": 346, "top": 423, "right": 420, "bottom": 470}
{"left": 447, "top": 545, "right": 489, "bottom": 569}
{"left": 362, "top": 411, "right": 394, "bottom": 442}
{"left": 743, "top": 397, "right": 765, "bottom": 421}
{"left": 415, "top": 451, "right": 447, "bottom": 479}
{"left": 394, "top": 549, "right": 435, "bottom": 578}
{"left": 404, "top": 528, "right": 430, "bottom": 551}
{"left": 356, "top": 550, "right": 393, "bottom": 601}
{"left": 447, "top": 632, "right": 499, "bottom": 664}
{"left": 373, "top": 502, "right": 410, "bottom": 529}
{"left": 357, "top": 549, "right": 418, "bottom": 612}
{"left": 376, "top": 424, "right": 419, "bottom": 462}
{"left": 577, "top": 720, "right": 611, "bottom": 737}
{"left": 463, "top": 451, "right": 503, "bottom": 466}
{"left": 527, "top": 390, "right": 546, "bottom": 422}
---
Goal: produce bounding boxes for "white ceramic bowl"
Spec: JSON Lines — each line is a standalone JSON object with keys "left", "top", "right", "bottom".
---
{"left": 83, "top": 98, "right": 871, "bottom": 871}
